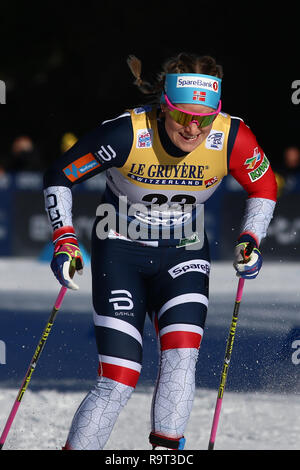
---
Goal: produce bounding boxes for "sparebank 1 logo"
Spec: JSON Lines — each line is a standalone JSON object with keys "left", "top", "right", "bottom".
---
{"left": 0, "top": 80, "right": 6, "bottom": 104}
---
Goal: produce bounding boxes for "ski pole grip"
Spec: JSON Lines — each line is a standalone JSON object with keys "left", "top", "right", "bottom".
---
{"left": 243, "top": 242, "right": 255, "bottom": 262}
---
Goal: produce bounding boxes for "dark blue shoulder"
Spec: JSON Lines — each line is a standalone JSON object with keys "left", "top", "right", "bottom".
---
{"left": 94, "top": 112, "right": 133, "bottom": 167}
{"left": 43, "top": 112, "right": 134, "bottom": 188}
{"left": 227, "top": 116, "right": 243, "bottom": 167}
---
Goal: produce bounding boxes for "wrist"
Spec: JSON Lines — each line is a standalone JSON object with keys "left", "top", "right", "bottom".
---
{"left": 237, "top": 231, "right": 259, "bottom": 248}
{"left": 53, "top": 226, "right": 78, "bottom": 249}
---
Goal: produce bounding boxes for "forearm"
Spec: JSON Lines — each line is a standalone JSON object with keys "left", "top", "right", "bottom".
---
{"left": 44, "top": 185, "right": 73, "bottom": 231}
{"left": 238, "top": 197, "right": 276, "bottom": 246}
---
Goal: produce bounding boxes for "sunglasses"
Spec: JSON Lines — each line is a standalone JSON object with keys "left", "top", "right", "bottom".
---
{"left": 164, "top": 93, "right": 221, "bottom": 128}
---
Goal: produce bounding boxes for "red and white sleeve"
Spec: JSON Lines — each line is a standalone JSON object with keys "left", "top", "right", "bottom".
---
{"left": 228, "top": 119, "right": 277, "bottom": 246}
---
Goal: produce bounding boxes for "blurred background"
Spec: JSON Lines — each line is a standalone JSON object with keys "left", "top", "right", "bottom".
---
{"left": 0, "top": 3, "right": 299, "bottom": 260}
{"left": 0, "top": 4, "right": 300, "bottom": 395}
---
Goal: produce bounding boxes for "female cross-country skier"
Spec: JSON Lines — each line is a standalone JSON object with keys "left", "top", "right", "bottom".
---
{"left": 43, "top": 52, "right": 277, "bottom": 450}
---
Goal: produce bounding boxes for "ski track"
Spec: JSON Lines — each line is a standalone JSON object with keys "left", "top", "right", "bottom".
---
{"left": 0, "top": 387, "right": 299, "bottom": 450}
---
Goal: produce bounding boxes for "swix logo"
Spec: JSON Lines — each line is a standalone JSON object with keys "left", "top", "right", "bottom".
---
{"left": 193, "top": 90, "right": 206, "bottom": 102}
{"left": 63, "top": 153, "right": 101, "bottom": 182}
{"left": 244, "top": 147, "right": 261, "bottom": 170}
{"left": 109, "top": 290, "right": 134, "bottom": 311}
{"left": 95, "top": 145, "right": 116, "bottom": 162}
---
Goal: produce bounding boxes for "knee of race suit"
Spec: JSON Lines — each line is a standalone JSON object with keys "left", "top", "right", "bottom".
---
{"left": 96, "top": 326, "right": 203, "bottom": 389}
{"left": 156, "top": 322, "right": 203, "bottom": 352}
{"left": 96, "top": 330, "right": 202, "bottom": 389}
{"left": 97, "top": 357, "right": 141, "bottom": 388}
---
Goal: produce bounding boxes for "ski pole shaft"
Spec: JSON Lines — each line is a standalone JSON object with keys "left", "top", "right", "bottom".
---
{"left": 0, "top": 286, "right": 67, "bottom": 450}
{"left": 208, "top": 277, "right": 245, "bottom": 450}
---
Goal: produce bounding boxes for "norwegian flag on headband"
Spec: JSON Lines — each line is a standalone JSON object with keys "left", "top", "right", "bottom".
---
{"left": 193, "top": 91, "right": 206, "bottom": 102}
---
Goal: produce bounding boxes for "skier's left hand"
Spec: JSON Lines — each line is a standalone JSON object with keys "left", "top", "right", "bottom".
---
{"left": 233, "top": 241, "right": 262, "bottom": 279}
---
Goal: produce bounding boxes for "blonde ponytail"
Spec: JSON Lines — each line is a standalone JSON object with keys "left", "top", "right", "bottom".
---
{"left": 126, "top": 55, "right": 156, "bottom": 95}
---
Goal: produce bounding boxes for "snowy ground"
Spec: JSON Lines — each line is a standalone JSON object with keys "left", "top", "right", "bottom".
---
{"left": 0, "top": 259, "right": 300, "bottom": 450}
{"left": 1, "top": 387, "right": 300, "bottom": 450}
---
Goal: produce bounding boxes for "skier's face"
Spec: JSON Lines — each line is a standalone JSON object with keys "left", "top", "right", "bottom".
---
{"left": 161, "top": 103, "right": 214, "bottom": 152}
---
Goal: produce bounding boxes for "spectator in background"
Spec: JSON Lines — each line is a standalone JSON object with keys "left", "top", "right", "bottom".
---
{"left": 274, "top": 145, "right": 300, "bottom": 196}
{"left": 6, "top": 135, "right": 43, "bottom": 172}
{"left": 282, "top": 146, "right": 300, "bottom": 175}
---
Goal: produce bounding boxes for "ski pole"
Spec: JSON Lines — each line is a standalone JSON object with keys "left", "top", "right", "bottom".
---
{"left": 207, "top": 276, "right": 245, "bottom": 450}
{"left": 207, "top": 242, "right": 255, "bottom": 450}
{"left": 0, "top": 285, "right": 68, "bottom": 450}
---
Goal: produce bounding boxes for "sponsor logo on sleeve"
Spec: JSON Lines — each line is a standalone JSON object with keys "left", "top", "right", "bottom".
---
{"left": 94, "top": 145, "right": 116, "bottom": 163}
{"left": 248, "top": 154, "right": 270, "bottom": 182}
{"left": 63, "top": 153, "right": 101, "bottom": 182}
{"left": 168, "top": 259, "right": 210, "bottom": 278}
{"left": 244, "top": 147, "right": 262, "bottom": 170}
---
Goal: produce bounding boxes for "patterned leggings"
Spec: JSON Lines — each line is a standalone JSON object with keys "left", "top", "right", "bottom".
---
{"left": 65, "top": 348, "right": 199, "bottom": 450}
{"left": 65, "top": 234, "right": 209, "bottom": 450}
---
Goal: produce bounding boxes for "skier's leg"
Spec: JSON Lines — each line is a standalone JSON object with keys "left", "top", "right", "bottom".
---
{"left": 149, "top": 347, "right": 200, "bottom": 450}
{"left": 64, "top": 236, "right": 148, "bottom": 450}
{"left": 149, "top": 242, "right": 210, "bottom": 450}
{"left": 64, "top": 376, "right": 135, "bottom": 450}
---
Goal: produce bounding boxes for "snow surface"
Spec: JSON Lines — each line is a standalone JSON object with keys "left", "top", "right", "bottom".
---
{"left": 0, "top": 259, "right": 300, "bottom": 450}
{"left": 0, "top": 387, "right": 300, "bottom": 450}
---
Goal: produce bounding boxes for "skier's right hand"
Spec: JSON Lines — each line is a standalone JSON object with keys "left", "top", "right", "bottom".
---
{"left": 51, "top": 241, "right": 84, "bottom": 290}
{"left": 233, "top": 241, "right": 262, "bottom": 280}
